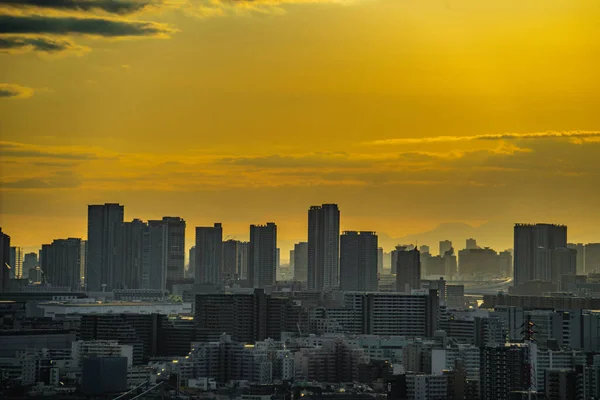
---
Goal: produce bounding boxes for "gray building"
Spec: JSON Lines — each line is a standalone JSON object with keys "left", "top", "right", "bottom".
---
{"left": 249, "top": 223, "right": 277, "bottom": 288}
{"left": 23, "top": 252, "right": 38, "bottom": 280}
{"left": 1, "top": 227, "right": 10, "bottom": 291}
{"left": 514, "top": 223, "right": 567, "bottom": 289}
{"left": 567, "top": 243, "right": 585, "bottom": 275}
{"left": 585, "top": 243, "right": 600, "bottom": 274}
{"left": 9, "top": 246, "right": 23, "bottom": 279}
{"left": 195, "top": 223, "right": 223, "bottom": 284}
{"left": 440, "top": 240, "right": 453, "bottom": 256}
{"left": 340, "top": 231, "right": 378, "bottom": 292}
{"left": 222, "top": 239, "right": 238, "bottom": 280}
{"left": 188, "top": 246, "right": 195, "bottom": 279}
{"left": 147, "top": 217, "right": 186, "bottom": 290}
{"left": 293, "top": 242, "right": 308, "bottom": 282}
{"left": 238, "top": 241, "right": 250, "bottom": 280}
{"left": 396, "top": 246, "right": 421, "bottom": 293}
{"left": 308, "top": 204, "right": 340, "bottom": 291}
{"left": 117, "top": 219, "right": 148, "bottom": 290}
{"left": 87, "top": 203, "right": 124, "bottom": 291}
{"left": 40, "top": 238, "right": 82, "bottom": 290}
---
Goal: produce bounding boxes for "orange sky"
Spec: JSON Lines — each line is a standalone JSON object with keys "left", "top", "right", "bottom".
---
{"left": 1, "top": 0, "right": 599, "bottom": 258}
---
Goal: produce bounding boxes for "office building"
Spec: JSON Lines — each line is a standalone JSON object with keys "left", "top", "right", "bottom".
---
{"left": 514, "top": 223, "right": 567, "bottom": 289}
{"left": 340, "top": 231, "right": 378, "bottom": 292}
{"left": 40, "top": 238, "right": 82, "bottom": 291}
{"left": 377, "top": 247, "right": 384, "bottom": 274}
{"left": 117, "top": 219, "right": 147, "bottom": 290}
{"left": 222, "top": 239, "right": 238, "bottom": 280}
{"left": 392, "top": 244, "right": 414, "bottom": 274}
{"left": 23, "top": 252, "right": 38, "bottom": 272}
{"left": 87, "top": 203, "right": 124, "bottom": 291}
{"left": 308, "top": 204, "right": 340, "bottom": 291}
{"left": 293, "top": 242, "right": 308, "bottom": 282}
{"left": 396, "top": 246, "right": 421, "bottom": 293}
{"left": 481, "top": 344, "right": 532, "bottom": 400}
{"left": 550, "top": 247, "right": 577, "bottom": 288}
{"left": 440, "top": 240, "right": 453, "bottom": 256}
{"left": 0, "top": 228, "right": 11, "bottom": 291}
{"left": 194, "top": 223, "right": 223, "bottom": 284}
{"left": 249, "top": 223, "right": 277, "bottom": 288}
{"left": 71, "top": 340, "right": 134, "bottom": 367}
{"left": 586, "top": 243, "right": 600, "bottom": 274}
{"left": 9, "top": 246, "right": 23, "bottom": 279}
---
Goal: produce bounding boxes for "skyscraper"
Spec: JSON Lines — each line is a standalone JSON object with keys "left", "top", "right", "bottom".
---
{"left": 87, "top": 203, "right": 124, "bottom": 291}
{"left": 249, "top": 223, "right": 277, "bottom": 288}
{"left": 117, "top": 219, "right": 147, "bottom": 289}
{"left": 585, "top": 243, "right": 600, "bottom": 274}
{"left": 550, "top": 247, "right": 577, "bottom": 289}
{"left": 9, "top": 246, "right": 23, "bottom": 279}
{"left": 40, "top": 238, "right": 82, "bottom": 290}
{"left": 0, "top": 228, "right": 10, "bottom": 291}
{"left": 391, "top": 244, "right": 414, "bottom": 275}
{"left": 396, "top": 246, "right": 421, "bottom": 293}
{"left": 514, "top": 223, "right": 567, "bottom": 289}
{"left": 293, "top": 242, "right": 308, "bottom": 282}
{"left": 23, "top": 252, "right": 38, "bottom": 279}
{"left": 466, "top": 238, "right": 478, "bottom": 250}
{"left": 439, "top": 240, "right": 453, "bottom": 256}
{"left": 147, "top": 217, "right": 186, "bottom": 290}
{"left": 340, "top": 231, "right": 378, "bottom": 291}
{"left": 222, "top": 239, "right": 239, "bottom": 280}
{"left": 238, "top": 242, "right": 249, "bottom": 280}
{"left": 567, "top": 243, "right": 585, "bottom": 275}
{"left": 195, "top": 223, "right": 223, "bottom": 284}
{"left": 308, "top": 204, "right": 340, "bottom": 291}
{"left": 377, "top": 247, "right": 384, "bottom": 274}
{"left": 188, "top": 246, "right": 195, "bottom": 279}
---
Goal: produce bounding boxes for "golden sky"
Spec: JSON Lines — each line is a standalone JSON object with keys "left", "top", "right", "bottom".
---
{"left": 1, "top": 0, "right": 599, "bottom": 257}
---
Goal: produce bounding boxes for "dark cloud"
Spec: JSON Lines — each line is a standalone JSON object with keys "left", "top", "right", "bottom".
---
{"left": 0, "top": 14, "right": 173, "bottom": 37}
{"left": 0, "top": 83, "right": 34, "bottom": 98}
{"left": 0, "top": 143, "right": 99, "bottom": 160}
{"left": 0, "top": 35, "right": 83, "bottom": 53}
{"left": 0, "top": 0, "right": 155, "bottom": 15}
{"left": 1, "top": 171, "right": 81, "bottom": 189}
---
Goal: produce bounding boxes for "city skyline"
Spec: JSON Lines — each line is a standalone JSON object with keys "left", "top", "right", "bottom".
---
{"left": 1, "top": 1, "right": 600, "bottom": 258}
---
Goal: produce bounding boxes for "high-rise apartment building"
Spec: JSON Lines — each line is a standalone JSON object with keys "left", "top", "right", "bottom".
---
{"left": 249, "top": 223, "right": 277, "bottom": 288}
{"left": 550, "top": 247, "right": 577, "bottom": 288}
{"left": 465, "top": 238, "right": 478, "bottom": 250}
{"left": 9, "top": 246, "right": 23, "bottom": 279}
{"left": 146, "top": 217, "right": 185, "bottom": 290}
{"left": 440, "top": 240, "right": 453, "bottom": 256}
{"left": 567, "top": 243, "right": 585, "bottom": 275}
{"left": 514, "top": 223, "right": 567, "bottom": 289}
{"left": 396, "top": 246, "right": 421, "bottom": 293}
{"left": 41, "top": 238, "right": 82, "bottom": 290}
{"left": 377, "top": 247, "right": 384, "bottom": 274}
{"left": 188, "top": 246, "right": 195, "bottom": 279}
{"left": 80, "top": 240, "right": 87, "bottom": 287}
{"left": 195, "top": 223, "right": 223, "bottom": 284}
{"left": 87, "top": 203, "right": 124, "bottom": 291}
{"left": 585, "top": 243, "right": 600, "bottom": 274}
{"left": 23, "top": 252, "right": 38, "bottom": 279}
{"left": 0, "top": 228, "right": 11, "bottom": 291}
{"left": 222, "top": 239, "right": 238, "bottom": 280}
{"left": 293, "top": 242, "right": 308, "bottom": 282}
{"left": 238, "top": 242, "right": 249, "bottom": 280}
{"left": 307, "top": 204, "right": 340, "bottom": 291}
{"left": 117, "top": 219, "right": 148, "bottom": 289}
{"left": 391, "top": 244, "right": 414, "bottom": 275}
{"left": 340, "top": 231, "right": 378, "bottom": 292}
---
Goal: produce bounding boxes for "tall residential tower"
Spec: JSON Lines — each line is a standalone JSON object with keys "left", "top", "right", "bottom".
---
{"left": 308, "top": 204, "right": 340, "bottom": 291}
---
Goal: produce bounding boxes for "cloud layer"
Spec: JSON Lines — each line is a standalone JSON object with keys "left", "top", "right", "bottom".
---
{"left": 0, "top": 83, "right": 35, "bottom": 98}
{"left": 370, "top": 131, "right": 600, "bottom": 145}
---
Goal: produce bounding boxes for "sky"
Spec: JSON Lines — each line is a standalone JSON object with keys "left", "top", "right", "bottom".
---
{"left": 1, "top": 0, "right": 600, "bottom": 259}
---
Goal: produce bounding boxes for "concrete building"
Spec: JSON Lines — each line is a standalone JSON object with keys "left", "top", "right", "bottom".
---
{"left": 567, "top": 243, "right": 585, "bottom": 275}
{"left": 249, "top": 223, "right": 277, "bottom": 288}
{"left": 23, "top": 252, "right": 38, "bottom": 277}
{"left": 585, "top": 243, "right": 600, "bottom": 274}
{"left": 238, "top": 241, "right": 250, "bottom": 280}
{"left": 9, "top": 246, "right": 23, "bottom": 279}
{"left": 40, "top": 301, "right": 191, "bottom": 319}
{"left": 340, "top": 231, "right": 378, "bottom": 292}
{"left": 117, "top": 219, "right": 147, "bottom": 290}
{"left": 0, "top": 228, "right": 10, "bottom": 291}
{"left": 146, "top": 217, "right": 186, "bottom": 291}
{"left": 87, "top": 203, "right": 124, "bottom": 291}
{"left": 40, "top": 238, "right": 82, "bottom": 291}
{"left": 187, "top": 246, "right": 195, "bottom": 280}
{"left": 396, "top": 246, "right": 421, "bottom": 293}
{"left": 466, "top": 238, "right": 478, "bottom": 250}
{"left": 550, "top": 247, "right": 577, "bottom": 289}
{"left": 480, "top": 343, "right": 532, "bottom": 400}
{"left": 308, "top": 204, "right": 340, "bottom": 291}
{"left": 405, "top": 374, "right": 448, "bottom": 400}
{"left": 513, "top": 223, "right": 567, "bottom": 290}
{"left": 440, "top": 240, "right": 453, "bottom": 256}
{"left": 222, "top": 239, "right": 238, "bottom": 280}
{"left": 195, "top": 223, "right": 223, "bottom": 284}
{"left": 377, "top": 247, "right": 384, "bottom": 274}
{"left": 293, "top": 242, "right": 308, "bottom": 282}
{"left": 71, "top": 340, "right": 134, "bottom": 367}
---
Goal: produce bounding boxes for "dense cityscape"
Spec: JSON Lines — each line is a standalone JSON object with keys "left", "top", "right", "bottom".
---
{"left": 1, "top": 203, "right": 599, "bottom": 399}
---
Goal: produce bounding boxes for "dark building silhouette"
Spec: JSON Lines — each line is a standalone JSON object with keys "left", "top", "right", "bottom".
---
{"left": 23, "top": 252, "right": 38, "bottom": 278}
{"left": 195, "top": 223, "right": 223, "bottom": 284}
{"left": 222, "top": 239, "right": 238, "bottom": 281}
{"left": 87, "top": 203, "right": 124, "bottom": 291}
{"left": 308, "top": 204, "right": 340, "bottom": 291}
{"left": 0, "top": 228, "right": 10, "bottom": 291}
{"left": 249, "top": 223, "right": 277, "bottom": 288}
{"left": 238, "top": 241, "right": 249, "bottom": 280}
{"left": 146, "top": 217, "right": 186, "bottom": 291}
{"left": 40, "top": 238, "right": 82, "bottom": 290}
{"left": 391, "top": 244, "right": 414, "bottom": 275}
{"left": 396, "top": 246, "right": 421, "bottom": 293}
{"left": 340, "top": 231, "right": 378, "bottom": 292}
{"left": 481, "top": 344, "right": 531, "bottom": 400}
{"left": 514, "top": 223, "right": 567, "bottom": 290}
{"left": 117, "top": 219, "right": 147, "bottom": 289}
{"left": 81, "top": 356, "right": 128, "bottom": 395}
{"left": 293, "top": 242, "right": 308, "bottom": 282}
{"left": 585, "top": 243, "right": 600, "bottom": 274}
